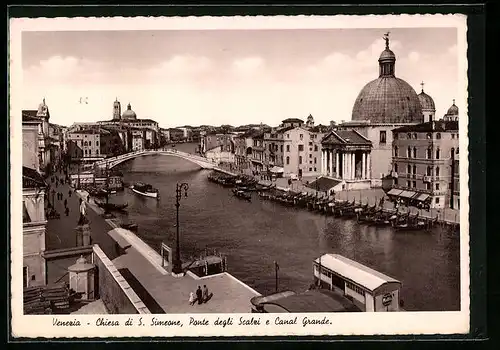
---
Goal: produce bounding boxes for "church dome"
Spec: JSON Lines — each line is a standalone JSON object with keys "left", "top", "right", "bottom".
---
{"left": 418, "top": 91, "right": 436, "bottom": 111}
{"left": 447, "top": 100, "right": 459, "bottom": 115}
{"left": 351, "top": 34, "right": 423, "bottom": 124}
{"left": 122, "top": 103, "right": 137, "bottom": 119}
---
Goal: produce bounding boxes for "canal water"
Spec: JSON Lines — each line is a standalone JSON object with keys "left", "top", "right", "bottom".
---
{"left": 111, "top": 145, "right": 460, "bottom": 312}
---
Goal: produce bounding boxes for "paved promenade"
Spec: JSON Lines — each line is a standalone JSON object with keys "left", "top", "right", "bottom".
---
{"left": 45, "top": 172, "right": 260, "bottom": 314}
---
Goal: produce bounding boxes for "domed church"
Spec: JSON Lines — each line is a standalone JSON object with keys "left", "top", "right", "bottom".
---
{"left": 337, "top": 33, "right": 430, "bottom": 186}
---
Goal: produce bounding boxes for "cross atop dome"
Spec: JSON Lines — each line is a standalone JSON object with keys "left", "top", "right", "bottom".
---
{"left": 420, "top": 81, "right": 425, "bottom": 92}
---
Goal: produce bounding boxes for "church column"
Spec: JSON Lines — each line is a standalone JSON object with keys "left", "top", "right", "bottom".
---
{"left": 321, "top": 150, "right": 325, "bottom": 175}
{"left": 346, "top": 153, "right": 351, "bottom": 180}
{"left": 362, "top": 153, "right": 366, "bottom": 179}
{"left": 352, "top": 153, "right": 356, "bottom": 179}
{"left": 366, "top": 153, "right": 371, "bottom": 179}
{"left": 327, "top": 150, "right": 332, "bottom": 177}
{"left": 335, "top": 152, "right": 339, "bottom": 179}
{"left": 341, "top": 153, "right": 345, "bottom": 180}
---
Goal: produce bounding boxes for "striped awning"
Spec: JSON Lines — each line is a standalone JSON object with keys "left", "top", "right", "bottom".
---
{"left": 414, "top": 193, "right": 430, "bottom": 201}
{"left": 399, "top": 190, "right": 416, "bottom": 198}
{"left": 387, "top": 188, "right": 403, "bottom": 196}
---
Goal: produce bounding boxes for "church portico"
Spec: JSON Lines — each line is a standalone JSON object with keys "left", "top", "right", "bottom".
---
{"left": 320, "top": 130, "right": 372, "bottom": 190}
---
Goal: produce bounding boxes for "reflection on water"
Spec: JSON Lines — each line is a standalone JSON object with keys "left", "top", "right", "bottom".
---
{"left": 111, "top": 154, "right": 460, "bottom": 311}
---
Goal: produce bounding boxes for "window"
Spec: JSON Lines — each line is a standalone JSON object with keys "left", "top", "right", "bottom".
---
{"left": 413, "top": 147, "right": 417, "bottom": 158}
{"left": 427, "top": 166, "right": 432, "bottom": 176}
{"left": 394, "top": 146, "right": 399, "bottom": 157}
{"left": 287, "top": 134, "right": 290, "bottom": 139}
{"left": 412, "top": 165, "right": 417, "bottom": 174}
{"left": 435, "top": 197, "right": 440, "bottom": 204}
{"left": 309, "top": 154, "right": 312, "bottom": 158}
{"left": 84, "top": 149, "right": 88, "bottom": 155}
{"left": 300, "top": 134, "right": 303, "bottom": 140}
{"left": 436, "top": 133, "right": 441, "bottom": 139}
{"left": 436, "top": 183, "right": 440, "bottom": 190}
{"left": 413, "top": 181, "right": 417, "bottom": 188}
{"left": 298, "top": 145, "right": 304, "bottom": 152}
{"left": 309, "top": 168, "right": 312, "bottom": 171}
{"left": 309, "top": 142, "right": 313, "bottom": 146}
{"left": 394, "top": 178, "right": 398, "bottom": 185}
{"left": 407, "top": 181, "right": 411, "bottom": 187}
{"left": 314, "top": 157, "right": 317, "bottom": 164}
{"left": 452, "top": 134, "right": 455, "bottom": 139}
{"left": 380, "top": 131, "right": 387, "bottom": 144}
{"left": 309, "top": 161, "right": 312, "bottom": 164}
{"left": 407, "top": 165, "right": 411, "bottom": 174}
{"left": 314, "top": 145, "right": 318, "bottom": 151}
{"left": 426, "top": 182, "right": 431, "bottom": 190}
{"left": 299, "top": 156, "right": 303, "bottom": 164}
{"left": 314, "top": 167, "right": 317, "bottom": 172}
{"left": 436, "top": 167, "right": 440, "bottom": 177}
{"left": 280, "top": 145, "right": 283, "bottom": 153}
{"left": 427, "top": 147, "right": 432, "bottom": 159}
{"left": 84, "top": 141, "right": 88, "bottom": 146}
{"left": 286, "top": 145, "right": 290, "bottom": 152}
{"left": 427, "top": 133, "right": 432, "bottom": 140}
{"left": 286, "top": 156, "right": 290, "bottom": 165}
{"left": 269, "top": 144, "right": 272, "bottom": 151}
{"left": 96, "top": 149, "right": 99, "bottom": 155}
{"left": 407, "top": 146, "right": 411, "bottom": 158}
{"left": 394, "top": 163, "right": 398, "bottom": 173}
{"left": 436, "top": 148, "right": 440, "bottom": 159}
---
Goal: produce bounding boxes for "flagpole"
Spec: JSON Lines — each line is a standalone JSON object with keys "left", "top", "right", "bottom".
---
{"left": 274, "top": 261, "right": 279, "bottom": 293}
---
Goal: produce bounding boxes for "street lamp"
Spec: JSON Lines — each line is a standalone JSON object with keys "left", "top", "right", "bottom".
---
{"left": 172, "top": 182, "right": 189, "bottom": 275}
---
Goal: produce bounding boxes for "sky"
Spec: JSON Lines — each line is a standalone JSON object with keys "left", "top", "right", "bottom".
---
{"left": 21, "top": 28, "right": 459, "bottom": 128}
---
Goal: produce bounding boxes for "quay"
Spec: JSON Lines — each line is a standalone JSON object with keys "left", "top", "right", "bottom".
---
{"left": 211, "top": 167, "right": 460, "bottom": 226}
{"left": 45, "top": 174, "right": 260, "bottom": 314}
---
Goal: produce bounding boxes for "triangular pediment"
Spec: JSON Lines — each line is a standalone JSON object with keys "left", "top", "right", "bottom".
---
{"left": 321, "top": 131, "right": 346, "bottom": 145}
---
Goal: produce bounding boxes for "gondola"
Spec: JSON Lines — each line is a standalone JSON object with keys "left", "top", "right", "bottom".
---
{"left": 97, "top": 201, "right": 128, "bottom": 212}
{"left": 232, "top": 189, "right": 251, "bottom": 201}
{"left": 121, "top": 223, "right": 138, "bottom": 232}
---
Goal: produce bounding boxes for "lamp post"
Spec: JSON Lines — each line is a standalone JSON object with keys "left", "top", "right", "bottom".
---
{"left": 172, "top": 182, "right": 189, "bottom": 275}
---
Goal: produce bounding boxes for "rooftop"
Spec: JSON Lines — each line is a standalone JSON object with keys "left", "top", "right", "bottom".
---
{"left": 314, "top": 254, "right": 401, "bottom": 292}
{"left": 322, "top": 130, "right": 372, "bottom": 145}
{"left": 282, "top": 118, "right": 304, "bottom": 123}
{"left": 254, "top": 289, "right": 361, "bottom": 313}
{"left": 392, "top": 120, "right": 459, "bottom": 133}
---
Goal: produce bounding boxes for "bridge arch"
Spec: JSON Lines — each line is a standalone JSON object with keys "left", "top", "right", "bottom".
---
{"left": 93, "top": 150, "right": 217, "bottom": 170}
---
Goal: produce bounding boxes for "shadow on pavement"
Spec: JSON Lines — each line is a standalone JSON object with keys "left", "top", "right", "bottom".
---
{"left": 118, "top": 268, "right": 165, "bottom": 314}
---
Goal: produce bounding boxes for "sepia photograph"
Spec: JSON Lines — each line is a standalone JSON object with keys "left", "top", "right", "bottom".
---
{"left": 10, "top": 14, "right": 469, "bottom": 337}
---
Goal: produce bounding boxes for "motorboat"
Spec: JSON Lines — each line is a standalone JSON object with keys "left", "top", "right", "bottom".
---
{"left": 131, "top": 182, "right": 159, "bottom": 198}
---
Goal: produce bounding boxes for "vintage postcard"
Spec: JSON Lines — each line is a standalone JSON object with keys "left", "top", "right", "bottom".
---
{"left": 10, "top": 14, "right": 469, "bottom": 338}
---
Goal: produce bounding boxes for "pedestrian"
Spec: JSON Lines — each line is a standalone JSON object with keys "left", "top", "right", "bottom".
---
{"left": 65, "top": 206, "right": 69, "bottom": 216}
{"left": 68, "top": 189, "right": 72, "bottom": 198}
{"left": 78, "top": 198, "right": 87, "bottom": 225}
{"left": 196, "top": 286, "right": 203, "bottom": 305}
{"left": 189, "top": 292, "right": 196, "bottom": 306}
{"left": 202, "top": 285, "right": 209, "bottom": 303}
{"left": 64, "top": 198, "right": 68, "bottom": 208}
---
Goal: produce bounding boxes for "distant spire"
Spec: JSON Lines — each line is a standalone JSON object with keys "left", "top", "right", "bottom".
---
{"left": 420, "top": 81, "right": 425, "bottom": 92}
{"left": 452, "top": 99, "right": 455, "bottom": 105}
{"left": 43, "top": 97, "right": 46, "bottom": 105}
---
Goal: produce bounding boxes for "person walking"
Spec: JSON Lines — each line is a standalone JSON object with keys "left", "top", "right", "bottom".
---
{"left": 64, "top": 198, "right": 68, "bottom": 208}
{"left": 78, "top": 198, "right": 87, "bottom": 225}
{"left": 202, "top": 285, "right": 209, "bottom": 303}
{"left": 188, "top": 292, "right": 195, "bottom": 306}
{"left": 65, "top": 206, "right": 69, "bottom": 217}
{"left": 196, "top": 286, "right": 203, "bottom": 305}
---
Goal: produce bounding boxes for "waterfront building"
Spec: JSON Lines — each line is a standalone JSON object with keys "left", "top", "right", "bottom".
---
{"left": 178, "top": 126, "right": 194, "bottom": 142}
{"left": 234, "top": 129, "right": 260, "bottom": 169}
{"left": 249, "top": 131, "right": 265, "bottom": 172}
{"left": 168, "top": 128, "right": 185, "bottom": 143}
{"left": 22, "top": 166, "right": 47, "bottom": 287}
{"left": 390, "top": 116, "right": 459, "bottom": 209}
{"left": 320, "top": 129, "right": 372, "bottom": 190}
{"left": 201, "top": 131, "right": 236, "bottom": 165}
{"left": 131, "top": 129, "right": 145, "bottom": 152}
{"left": 339, "top": 34, "right": 424, "bottom": 186}
{"left": 22, "top": 99, "right": 62, "bottom": 175}
{"left": 263, "top": 127, "right": 287, "bottom": 169}
{"left": 283, "top": 127, "right": 324, "bottom": 178}
{"left": 66, "top": 127, "right": 125, "bottom": 160}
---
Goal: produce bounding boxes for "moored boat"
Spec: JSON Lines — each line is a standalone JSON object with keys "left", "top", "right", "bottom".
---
{"left": 132, "top": 182, "right": 159, "bottom": 198}
{"left": 232, "top": 188, "right": 251, "bottom": 201}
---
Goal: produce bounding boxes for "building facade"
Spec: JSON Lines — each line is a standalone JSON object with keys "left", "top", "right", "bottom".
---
{"left": 391, "top": 119, "right": 459, "bottom": 209}
{"left": 320, "top": 130, "right": 372, "bottom": 190}
{"left": 263, "top": 128, "right": 286, "bottom": 169}
{"left": 282, "top": 127, "right": 323, "bottom": 178}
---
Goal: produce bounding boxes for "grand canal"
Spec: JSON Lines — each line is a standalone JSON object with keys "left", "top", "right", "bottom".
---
{"left": 110, "top": 145, "right": 460, "bottom": 312}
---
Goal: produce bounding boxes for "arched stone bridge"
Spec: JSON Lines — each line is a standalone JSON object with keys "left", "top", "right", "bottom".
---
{"left": 87, "top": 149, "right": 217, "bottom": 170}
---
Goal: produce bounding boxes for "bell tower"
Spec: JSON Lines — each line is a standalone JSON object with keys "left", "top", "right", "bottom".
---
{"left": 113, "top": 98, "right": 121, "bottom": 120}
